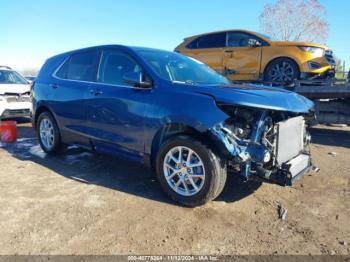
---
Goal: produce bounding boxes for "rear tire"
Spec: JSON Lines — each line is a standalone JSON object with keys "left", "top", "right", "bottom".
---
{"left": 264, "top": 58, "right": 299, "bottom": 83}
{"left": 37, "top": 111, "right": 61, "bottom": 154}
{"left": 155, "top": 136, "right": 227, "bottom": 207}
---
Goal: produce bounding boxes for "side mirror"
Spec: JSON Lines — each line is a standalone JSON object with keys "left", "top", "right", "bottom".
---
{"left": 248, "top": 39, "right": 261, "bottom": 48}
{"left": 123, "top": 71, "right": 152, "bottom": 88}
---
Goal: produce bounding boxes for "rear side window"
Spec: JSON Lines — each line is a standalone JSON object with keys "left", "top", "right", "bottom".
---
{"left": 188, "top": 32, "right": 226, "bottom": 49}
{"left": 56, "top": 51, "right": 99, "bottom": 82}
{"left": 186, "top": 38, "right": 199, "bottom": 49}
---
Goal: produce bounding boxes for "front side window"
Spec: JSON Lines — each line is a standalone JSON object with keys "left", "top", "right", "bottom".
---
{"left": 56, "top": 51, "right": 99, "bottom": 82}
{"left": 137, "top": 50, "right": 230, "bottom": 85}
{"left": 191, "top": 32, "right": 226, "bottom": 49}
{"left": 0, "top": 70, "right": 28, "bottom": 84}
{"left": 98, "top": 50, "right": 142, "bottom": 86}
{"left": 227, "top": 32, "right": 263, "bottom": 47}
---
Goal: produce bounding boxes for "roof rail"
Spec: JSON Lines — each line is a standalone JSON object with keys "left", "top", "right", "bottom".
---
{"left": 0, "top": 66, "right": 12, "bottom": 70}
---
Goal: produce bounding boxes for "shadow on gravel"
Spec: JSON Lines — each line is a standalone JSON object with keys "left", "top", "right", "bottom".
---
{"left": 1, "top": 124, "right": 262, "bottom": 206}
{"left": 310, "top": 127, "right": 350, "bottom": 148}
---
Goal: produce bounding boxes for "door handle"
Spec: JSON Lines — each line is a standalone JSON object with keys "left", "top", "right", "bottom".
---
{"left": 50, "top": 83, "right": 59, "bottom": 89}
{"left": 89, "top": 89, "right": 103, "bottom": 96}
{"left": 224, "top": 68, "right": 237, "bottom": 75}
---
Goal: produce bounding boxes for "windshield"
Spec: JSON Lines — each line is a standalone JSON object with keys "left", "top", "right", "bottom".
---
{"left": 137, "top": 49, "right": 231, "bottom": 85}
{"left": 0, "top": 70, "right": 29, "bottom": 84}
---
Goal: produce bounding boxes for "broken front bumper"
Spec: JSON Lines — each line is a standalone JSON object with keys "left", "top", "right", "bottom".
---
{"left": 269, "top": 153, "right": 313, "bottom": 186}
{"left": 0, "top": 101, "right": 32, "bottom": 119}
{"left": 215, "top": 114, "right": 314, "bottom": 187}
{"left": 269, "top": 116, "right": 313, "bottom": 186}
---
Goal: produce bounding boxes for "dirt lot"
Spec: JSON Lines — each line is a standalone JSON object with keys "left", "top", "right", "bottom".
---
{"left": 0, "top": 121, "right": 349, "bottom": 255}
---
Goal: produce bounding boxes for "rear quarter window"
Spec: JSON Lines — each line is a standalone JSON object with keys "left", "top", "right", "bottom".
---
{"left": 56, "top": 51, "right": 99, "bottom": 82}
{"left": 56, "top": 58, "right": 69, "bottom": 79}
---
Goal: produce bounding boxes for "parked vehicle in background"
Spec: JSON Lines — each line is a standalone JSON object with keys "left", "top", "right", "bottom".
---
{"left": 25, "top": 76, "right": 36, "bottom": 83}
{"left": 175, "top": 29, "right": 336, "bottom": 83}
{"left": 32, "top": 45, "right": 315, "bottom": 206}
{"left": 0, "top": 66, "right": 32, "bottom": 119}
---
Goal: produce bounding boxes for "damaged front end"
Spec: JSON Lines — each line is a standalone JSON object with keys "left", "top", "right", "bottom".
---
{"left": 211, "top": 105, "right": 315, "bottom": 186}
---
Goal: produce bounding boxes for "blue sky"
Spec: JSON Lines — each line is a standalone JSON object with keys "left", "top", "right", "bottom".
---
{"left": 1, "top": 0, "right": 349, "bottom": 71}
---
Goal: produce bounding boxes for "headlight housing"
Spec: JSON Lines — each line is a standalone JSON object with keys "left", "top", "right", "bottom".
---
{"left": 298, "top": 46, "right": 324, "bottom": 57}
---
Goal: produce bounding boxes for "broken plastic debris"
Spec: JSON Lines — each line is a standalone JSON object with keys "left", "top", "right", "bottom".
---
{"left": 312, "top": 166, "right": 320, "bottom": 173}
{"left": 278, "top": 204, "right": 288, "bottom": 220}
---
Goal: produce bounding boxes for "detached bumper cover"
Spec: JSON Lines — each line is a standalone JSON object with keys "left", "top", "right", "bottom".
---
{"left": 271, "top": 153, "right": 313, "bottom": 186}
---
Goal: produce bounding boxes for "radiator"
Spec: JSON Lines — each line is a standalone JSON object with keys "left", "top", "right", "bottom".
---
{"left": 276, "top": 116, "right": 305, "bottom": 165}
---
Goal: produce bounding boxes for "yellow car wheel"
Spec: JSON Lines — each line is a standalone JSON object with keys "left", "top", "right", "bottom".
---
{"left": 264, "top": 58, "right": 300, "bottom": 83}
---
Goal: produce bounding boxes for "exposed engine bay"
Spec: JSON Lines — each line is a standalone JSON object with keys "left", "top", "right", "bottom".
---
{"left": 213, "top": 105, "right": 314, "bottom": 185}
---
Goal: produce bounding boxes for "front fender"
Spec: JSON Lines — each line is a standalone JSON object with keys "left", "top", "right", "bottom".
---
{"left": 143, "top": 89, "right": 229, "bottom": 155}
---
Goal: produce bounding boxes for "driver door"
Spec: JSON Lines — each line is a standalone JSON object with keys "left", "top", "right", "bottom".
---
{"left": 223, "top": 32, "right": 263, "bottom": 81}
{"left": 86, "top": 49, "right": 152, "bottom": 162}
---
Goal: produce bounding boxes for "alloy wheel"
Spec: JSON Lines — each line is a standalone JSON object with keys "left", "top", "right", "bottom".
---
{"left": 163, "top": 146, "right": 205, "bottom": 196}
{"left": 39, "top": 118, "right": 55, "bottom": 150}
{"left": 268, "top": 61, "right": 295, "bottom": 82}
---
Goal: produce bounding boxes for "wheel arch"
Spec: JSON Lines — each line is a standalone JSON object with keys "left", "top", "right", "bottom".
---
{"left": 34, "top": 105, "right": 55, "bottom": 129}
{"left": 150, "top": 123, "right": 224, "bottom": 169}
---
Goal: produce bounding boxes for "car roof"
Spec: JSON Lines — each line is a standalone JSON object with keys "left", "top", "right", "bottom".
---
{"left": 183, "top": 29, "right": 270, "bottom": 41}
{"left": 49, "top": 45, "right": 171, "bottom": 60}
{"left": 0, "top": 66, "right": 12, "bottom": 71}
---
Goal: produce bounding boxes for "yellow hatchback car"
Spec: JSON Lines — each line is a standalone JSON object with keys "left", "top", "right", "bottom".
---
{"left": 175, "top": 30, "right": 336, "bottom": 82}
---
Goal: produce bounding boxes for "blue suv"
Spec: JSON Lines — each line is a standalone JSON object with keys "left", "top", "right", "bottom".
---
{"left": 32, "top": 45, "right": 315, "bottom": 206}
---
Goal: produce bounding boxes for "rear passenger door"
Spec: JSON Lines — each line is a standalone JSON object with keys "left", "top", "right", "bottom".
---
{"left": 184, "top": 32, "right": 226, "bottom": 74}
{"left": 50, "top": 50, "right": 100, "bottom": 145}
{"left": 86, "top": 49, "right": 152, "bottom": 162}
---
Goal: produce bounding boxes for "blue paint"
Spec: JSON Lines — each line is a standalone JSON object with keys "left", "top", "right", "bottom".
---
{"left": 32, "top": 45, "right": 314, "bottom": 167}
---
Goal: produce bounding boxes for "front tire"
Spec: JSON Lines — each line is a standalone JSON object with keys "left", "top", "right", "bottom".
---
{"left": 37, "top": 111, "right": 61, "bottom": 154}
{"left": 264, "top": 58, "right": 299, "bottom": 83}
{"left": 155, "top": 136, "right": 227, "bottom": 207}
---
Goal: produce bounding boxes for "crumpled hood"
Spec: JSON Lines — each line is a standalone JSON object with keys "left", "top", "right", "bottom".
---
{"left": 0, "top": 84, "right": 31, "bottom": 95}
{"left": 184, "top": 83, "right": 314, "bottom": 113}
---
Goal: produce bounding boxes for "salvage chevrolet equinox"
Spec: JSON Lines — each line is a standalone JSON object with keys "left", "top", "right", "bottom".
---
{"left": 32, "top": 45, "right": 315, "bottom": 206}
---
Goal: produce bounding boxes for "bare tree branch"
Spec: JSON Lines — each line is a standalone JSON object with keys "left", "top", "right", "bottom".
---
{"left": 259, "top": 0, "right": 329, "bottom": 44}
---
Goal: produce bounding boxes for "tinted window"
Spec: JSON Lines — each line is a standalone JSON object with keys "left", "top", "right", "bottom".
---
{"left": 194, "top": 33, "right": 226, "bottom": 49}
{"left": 98, "top": 50, "right": 142, "bottom": 86}
{"left": 187, "top": 38, "right": 199, "bottom": 49}
{"left": 56, "top": 51, "right": 99, "bottom": 81}
{"left": 227, "top": 32, "right": 261, "bottom": 47}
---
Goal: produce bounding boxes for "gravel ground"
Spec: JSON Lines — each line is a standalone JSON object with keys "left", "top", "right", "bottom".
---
{"left": 0, "top": 121, "right": 349, "bottom": 255}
